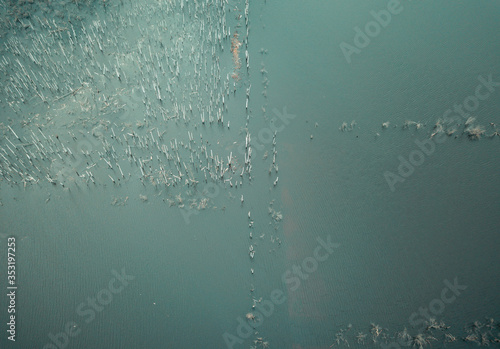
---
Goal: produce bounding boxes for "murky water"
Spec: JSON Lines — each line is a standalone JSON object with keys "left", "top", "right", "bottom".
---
{"left": 0, "top": 0, "right": 499, "bottom": 348}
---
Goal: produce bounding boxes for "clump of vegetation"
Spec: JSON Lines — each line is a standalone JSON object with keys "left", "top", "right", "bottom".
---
{"left": 465, "top": 125, "right": 485, "bottom": 140}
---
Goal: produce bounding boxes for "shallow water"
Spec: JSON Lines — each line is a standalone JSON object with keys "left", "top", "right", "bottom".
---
{"left": 0, "top": 0, "right": 499, "bottom": 348}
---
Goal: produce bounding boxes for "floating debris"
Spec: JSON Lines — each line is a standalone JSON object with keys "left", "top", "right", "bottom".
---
{"left": 465, "top": 125, "right": 486, "bottom": 140}
{"left": 111, "top": 196, "right": 129, "bottom": 206}
{"left": 0, "top": 1, "right": 287, "bottom": 346}
{"left": 339, "top": 120, "right": 356, "bottom": 132}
